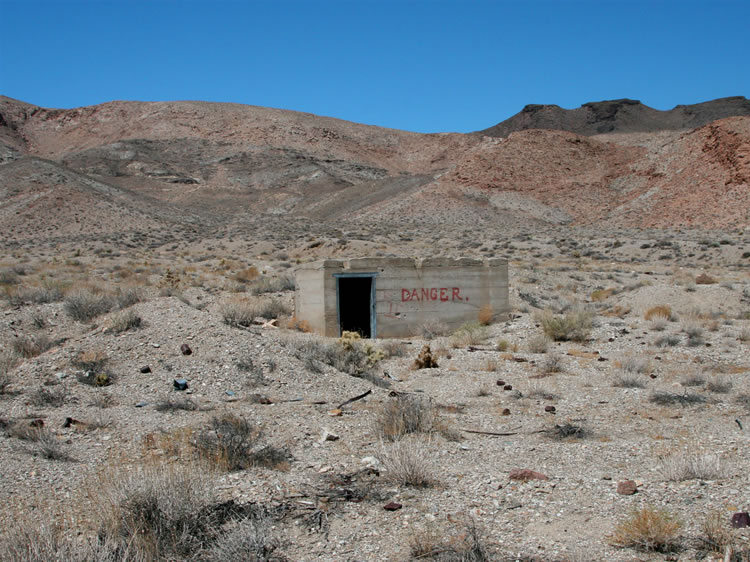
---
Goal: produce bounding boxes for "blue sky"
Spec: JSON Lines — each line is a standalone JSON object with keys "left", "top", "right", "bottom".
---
{"left": 1, "top": 0, "right": 748, "bottom": 133}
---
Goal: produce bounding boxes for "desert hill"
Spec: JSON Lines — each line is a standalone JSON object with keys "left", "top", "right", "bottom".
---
{"left": 1, "top": 94, "right": 749, "bottom": 247}
{"left": 479, "top": 96, "right": 750, "bottom": 137}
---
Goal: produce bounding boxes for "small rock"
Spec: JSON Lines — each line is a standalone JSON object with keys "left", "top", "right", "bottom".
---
{"left": 503, "top": 384, "right": 513, "bottom": 391}
{"left": 509, "top": 469, "right": 548, "bottom": 482}
{"left": 318, "top": 428, "right": 339, "bottom": 444}
{"left": 225, "top": 390, "right": 236, "bottom": 397}
{"left": 501, "top": 408, "right": 511, "bottom": 416}
{"left": 496, "top": 379, "right": 505, "bottom": 386}
{"left": 597, "top": 356, "right": 608, "bottom": 362}
{"left": 140, "top": 365, "right": 152, "bottom": 373}
{"left": 544, "top": 405, "right": 556, "bottom": 413}
{"left": 327, "top": 409, "right": 343, "bottom": 417}
{"left": 135, "top": 401, "right": 148, "bottom": 408}
{"left": 731, "top": 511, "right": 750, "bottom": 528}
{"left": 383, "top": 502, "right": 402, "bottom": 511}
{"left": 248, "top": 393, "right": 272, "bottom": 404}
{"left": 151, "top": 343, "right": 160, "bottom": 348}
{"left": 361, "top": 456, "right": 381, "bottom": 470}
{"left": 62, "top": 417, "right": 82, "bottom": 428}
{"left": 617, "top": 480, "right": 638, "bottom": 495}
{"left": 173, "top": 379, "right": 189, "bottom": 391}
{"left": 180, "top": 344, "right": 192, "bottom": 355}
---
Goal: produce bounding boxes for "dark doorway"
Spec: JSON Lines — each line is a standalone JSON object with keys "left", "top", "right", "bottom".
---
{"left": 337, "top": 276, "right": 374, "bottom": 338}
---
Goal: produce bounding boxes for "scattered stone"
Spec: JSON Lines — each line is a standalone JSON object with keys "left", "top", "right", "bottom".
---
{"left": 597, "top": 356, "right": 608, "bottom": 362}
{"left": 496, "top": 379, "right": 505, "bottom": 386}
{"left": 544, "top": 405, "right": 556, "bottom": 413}
{"left": 361, "top": 456, "right": 381, "bottom": 470}
{"left": 151, "top": 343, "right": 160, "bottom": 348}
{"left": 383, "top": 502, "right": 402, "bottom": 511}
{"left": 501, "top": 408, "right": 511, "bottom": 416}
{"left": 503, "top": 384, "right": 513, "bottom": 391}
{"left": 509, "top": 469, "right": 548, "bottom": 482}
{"left": 327, "top": 408, "right": 343, "bottom": 416}
{"left": 731, "top": 511, "right": 750, "bottom": 528}
{"left": 617, "top": 480, "right": 638, "bottom": 495}
{"left": 173, "top": 379, "right": 189, "bottom": 391}
{"left": 135, "top": 401, "right": 148, "bottom": 408}
{"left": 140, "top": 365, "right": 151, "bottom": 373}
{"left": 318, "top": 428, "right": 340, "bottom": 444}
{"left": 225, "top": 390, "right": 236, "bottom": 396}
{"left": 180, "top": 344, "right": 192, "bottom": 355}
{"left": 248, "top": 393, "right": 272, "bottom": 404}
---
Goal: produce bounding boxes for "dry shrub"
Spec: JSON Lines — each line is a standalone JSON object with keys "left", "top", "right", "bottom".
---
{"left": 645, "top": 305, "right": 673, "bottom": 321}
{"left": 536, "top": 309, "right": 594, "bottom": 342}
{"left": 64, "top": 289, "right": 114, "bottom": 322}
{"left": 478, "top": 304, "right": 494, "bottom": 326}
{"left": 610, "top": 505, "right": 682, "bottom": 552}
{"left": 195, "top": 414, "right": 290, "bottom": 472}
{"left": 650, "top": 390, "right": 706, "bottom": 406}
{"left": 95, "top": 463, "right": 216, "bottom": 560}
{"left": 72, "top": 349, "right": 109, "bottom": 373}
{"left": 380, "top": 436, "right": 437, "bottom": 488}
{"left": 527, "top": 334, "right": 550, "bottom": 354}
{"left": 621, "top": 356, "right": 651, "bottom": 375}
{"left": 202, "top": 516, "right": 281, "bottom": 562}
{"left": 31, "top": 387, "right": 67, "bottom": 407}
{"left": 12, "top": 334, "right": 54, "bottom": 358}
{"left": 659, "top": 452, "right": 729, "bottom": 481}
{"left": 421, "top": 320, "right": 450, "bottom": 340}
{"left": 375, "top": 395, "right": 436, "bottom": 441}
{"left": 234, "top": 266, "right": 259, "bottom": 283}
{"left": 705, "top": 375, "right": 732, "bottom": 393}
{"left": 409, "top": 519, "right": 491, "bottom": 560}
{"left": 612, "top": 374, "right": 646, "bottom": 388}
{"left": 221, "top": 298, "right": 257, "bottom": 327}
{"left": 541, "top": 353, "right": 564, "bottom": 373}
{"left": 108, "top": 308, "right": 142, "bottom": 333}
{"left": 451, "top": 322, "right": 489, "bottom": 348}
{"left": 699, "top": 510, "right": 737, "bottom": 556}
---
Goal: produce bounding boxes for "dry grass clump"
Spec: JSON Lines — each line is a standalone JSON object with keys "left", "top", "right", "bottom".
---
{"left": 421, "top": 319, "right": 450, "bottom": 340}
{"left": 610, "top": 505, "right": 682, "bottom": 552}
{"left": 683, "top": 323, "right": 705, "bottom": 346}
{"left": 527, "top": 334, "right": 551, "bottom": 353}
{"left": 108, "top": 308, "right": 143, "bottom": 333}
{"left": 735, "top": 392, "right": 750, "bottom": 412}
{"left": 380, "top": 436, "right": 437, "bottom": 488}
{"left": 705, "top": 375, "right": 732, "bottom": 393}
{"left": 292, "top": 334, "right": 384, "bottom": 377}
{"left": 698, "top": 510, "right": 742, "bottom": 558}
{"left": 645, "top": 305, "right": 674, "bottom": 322}
{"left": 7, "top": 423, "right": 73, "bottom": 461}
{"left": 251, "top": 274, "right": 295, "bottom": 295}
{"left": 202, "top": 516, "right": 281, "bottom": 562}
{"left": 195, "top": 414, "right": 290, "bottom": 472}
{"left": 541, "top": 353, "right": 564, "bottom": 373}
{"left": 536, "top": 308, "right": 594, "bottom": 342}
{"left": 221, "top": 298, "right": 257, "bottom": 327}
{"left": 649, "top": 390, "right": 706, "bottom": 406}
{"left": 527, "top": 381, "right": 558, "bottom": 400}
{"left": 544, "top": 422, "right": 589, "bottom": 440}
{"left": 450, "top": 322, "right": 489, "bottom": 348}
{"left": 222, "top": 298, "right": 290, "bottom": 327}
{"left": 64, "top": 289, "right": 115, "bottom": 322}
{"left": 478, "top": 304, "right": 494, "bottom": 326}
{"left": 375, "top": 395, "right": 436, "bottom": 441}
{"left": 659, "top": 452, "right": 729, "bottom": 481}
{"left": 155, "top": 396, "right": 198, "bottom": 412}
{"left": 409, "top": 519, "right": 491, "bottom": 561}
{"left": 612, "top": 373, "right": 646, "bottom": 388}
{"left": 31, "top": 386, "right": 68, "bottom": 407}
{"left": 374, "top": 395, "right": 458, "bottom": 442}
{"left": 655, "top": 334, "right": 680, "bottom": 348}
{"left": 621, "top": 355, "right": 651, "bottom": 375}
{"left": 72, "top": 349, "right": 109, "bottom": 373}
{"left": 12, "top": 334, "right": 54, "bottom": 358}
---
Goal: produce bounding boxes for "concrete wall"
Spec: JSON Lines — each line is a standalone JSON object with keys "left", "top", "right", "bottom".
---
{"left": 294, "top": 257, "right": 509, "bottom": 338}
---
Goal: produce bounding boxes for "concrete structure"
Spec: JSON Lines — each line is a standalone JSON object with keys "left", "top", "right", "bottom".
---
{"left": 294, "top": 257, "right": 509, "bottom": 338}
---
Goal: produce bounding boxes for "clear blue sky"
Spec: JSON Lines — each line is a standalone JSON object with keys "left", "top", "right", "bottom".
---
{"left": 1, "top": 0, "right": 748, "bottom": 133}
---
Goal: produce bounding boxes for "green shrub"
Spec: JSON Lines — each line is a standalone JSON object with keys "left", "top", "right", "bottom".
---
{"left": 537, "top": 309, "right": 594, "bottom": 342}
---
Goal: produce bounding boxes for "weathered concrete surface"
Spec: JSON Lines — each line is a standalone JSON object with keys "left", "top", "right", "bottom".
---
{"left": 294, "top": 257, "right": 509, "bottom": 338}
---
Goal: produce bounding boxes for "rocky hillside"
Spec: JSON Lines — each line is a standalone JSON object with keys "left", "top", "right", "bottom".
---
{"left": 1, "top": 95, "right": 749, "bottom": 244}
